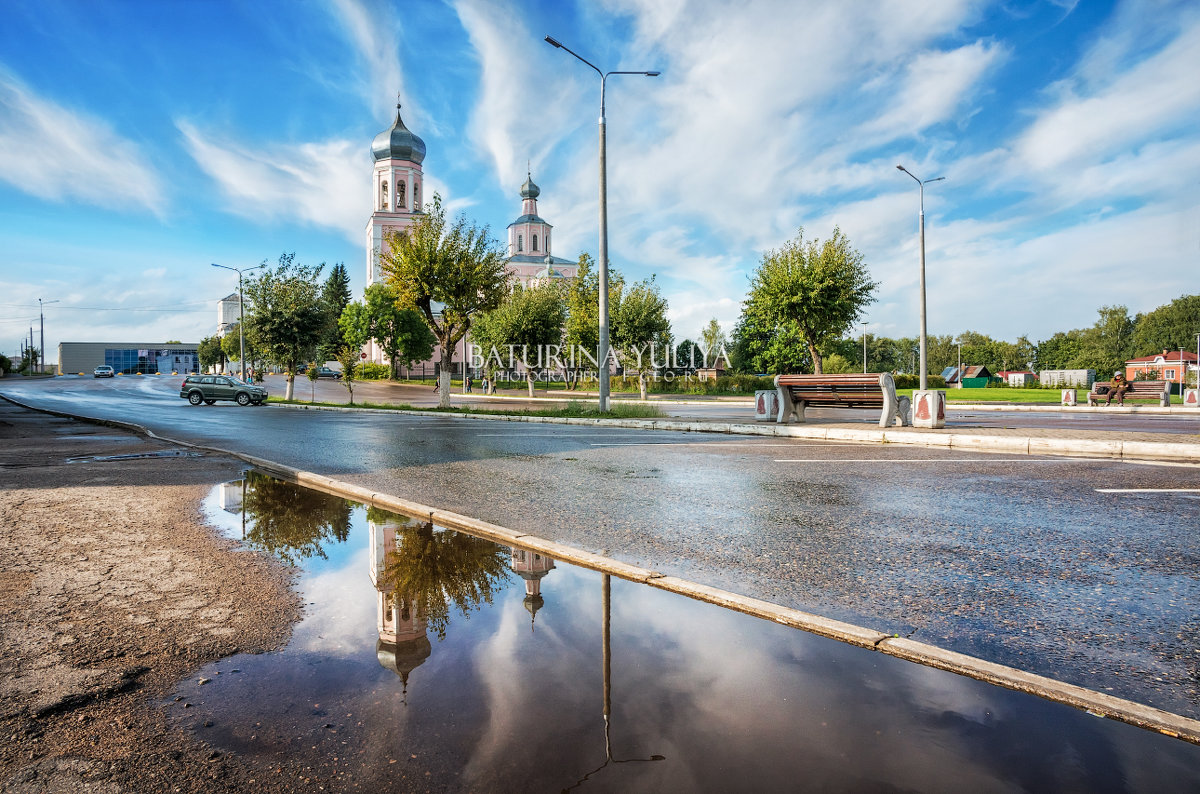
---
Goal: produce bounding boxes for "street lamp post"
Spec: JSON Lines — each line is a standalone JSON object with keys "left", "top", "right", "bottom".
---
{"left": 545, "top": 35, "right": 659, "bottom": 412}
{"left": 212, "top": 263, "right": 264, "bottom": 382}
{"left": 896, "top": 165, "right": 944, "bottom": 392}
{"left": 38, "top": 298, "right": 59, "bottom": 374}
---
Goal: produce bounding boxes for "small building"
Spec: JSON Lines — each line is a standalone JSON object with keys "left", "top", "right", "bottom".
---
{"left": 1039, "top": 369, "right": 1095, "bottom": 387}
{"left": 216, "top": 293, "right": 241, "bottom": 337}
{"left": 59, "top": 342, "right": 200, "bottom": 375}
{"left": 1124, "top": 350, "right": 1198, "bottom": 388}
{"left": 942, "top": 365, "right": 992, "bottom": 387}
{"left": 997, "top": 370, "right": 1036, "bottom": 387}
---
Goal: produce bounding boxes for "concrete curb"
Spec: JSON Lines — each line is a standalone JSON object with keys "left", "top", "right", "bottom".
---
{"left": 2, "top": 392, "right": 1199, "bottom": 744}
{"left": 276, "top": 401, "right": 1200, "bottom": 462}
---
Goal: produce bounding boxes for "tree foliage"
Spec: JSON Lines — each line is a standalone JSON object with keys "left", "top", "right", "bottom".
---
{"left": 562, "top": 253, "right": 622, "bottom": 389}
{"left": 379, "top": 195, "right": 509, "bottom": 407}
{"left": 243, "top": 252, "right": 326, "bottom": 400}
{"left": 197, "top": 335, "right": 225, "bottom": 373}
{"left": 471, "top": 283, "right": 567, "bottom": 396}
{"left": 318, "top": 262, "right": 353, "bottom": 360}
{"left": 743, "top": 227, "right": 876, "bottom": 374}
{"left": 1133, "top": 294, "right": 1200, "bottom": 356}
{"left": 374, "top": 514, "right": 512, "bottom": 641}
{"left": 699, "top": 318, "right": 728, "bottom": 365}
{"left": 340, "top": 283, "right": 435, "bottom": 380}
{"left": 240, "top": 471, "right": 353, "bottom": 566}
{"left": 611, "top": 276, "right": 672, "bottom": 400}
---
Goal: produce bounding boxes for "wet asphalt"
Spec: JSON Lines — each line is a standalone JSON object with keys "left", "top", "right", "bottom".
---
{"left": 4, "top": 375, "right": 1200, "bottom": 721}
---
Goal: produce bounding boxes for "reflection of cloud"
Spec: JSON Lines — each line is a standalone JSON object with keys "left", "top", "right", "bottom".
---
{"left": 0, "top": 70, "right": 163, "bottom": 213}
{"left": 292, "top": 546, "right": 375, "bottom": 656}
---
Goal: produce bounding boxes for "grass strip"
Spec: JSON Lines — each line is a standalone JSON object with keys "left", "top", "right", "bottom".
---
{"left": 267, "top": 397, "right": 666, "bottom": 419}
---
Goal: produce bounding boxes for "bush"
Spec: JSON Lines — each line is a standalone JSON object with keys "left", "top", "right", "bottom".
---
{"left": 0, "top": 354, "right": 10, "bottom": 375}
{"left": 357, "top": 362, "right": 391, "bottom": 380}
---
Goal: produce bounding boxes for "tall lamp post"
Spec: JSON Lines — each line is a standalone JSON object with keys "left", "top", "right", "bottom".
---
{"left": 38, "top": 298, "right": 59, "bottom": 374}
{"left": 212, "top": 263, "right": 263, "bottom": 381}
{"left": 896, "top": 165, "right": 944, "bottom": 391}
{"left": 545, "top": 35, "right": 659, "bottom": 412}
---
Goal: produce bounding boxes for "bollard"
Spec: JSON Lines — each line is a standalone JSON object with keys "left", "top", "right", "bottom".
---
{"left": 911, "top": 390, "right": 946, "bottom": 429}
{"left": 1061, "top": 389, "right": 1077, "bottom": 406}
{"left": 1185, "top": 389, "right": 1199, "bottom": 408}
{"left": 755, "top": 390, "right": 779, "bottom": 421}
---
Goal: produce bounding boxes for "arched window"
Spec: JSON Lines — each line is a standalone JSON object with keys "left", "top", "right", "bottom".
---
{"left": 532, "top": 234, "right": 538, "bottom": 252}
{"left": 397, "top": 180, "right": 406, "bottom": 209}
{"left": 381, "top": 181, "right": 388, "bottom": 211}
{"left": 412, "top": 182, "right": 419, "bottom": 210}
{"left": 518, "top": 234, "right": 523, "bottom": 252}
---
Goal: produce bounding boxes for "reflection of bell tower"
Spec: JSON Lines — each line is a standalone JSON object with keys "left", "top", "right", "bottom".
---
{"left": 510, "top": 548, "right": 555, "bottom": 627}
{"left": 370, "top": 519, "right": 431, "bottom": 696}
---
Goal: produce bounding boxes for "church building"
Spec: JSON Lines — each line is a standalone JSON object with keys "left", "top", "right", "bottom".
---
{"left": 363, "top": 105, "right": 577, "bottom": 370}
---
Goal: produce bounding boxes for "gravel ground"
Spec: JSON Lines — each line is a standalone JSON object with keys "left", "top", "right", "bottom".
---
{"left": 0, "top": 401, "right": 312, "bottom": 793}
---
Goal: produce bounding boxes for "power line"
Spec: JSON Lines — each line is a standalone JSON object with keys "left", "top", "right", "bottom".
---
{"left": 0, "top": 302, "right": 212, "bottom": 311}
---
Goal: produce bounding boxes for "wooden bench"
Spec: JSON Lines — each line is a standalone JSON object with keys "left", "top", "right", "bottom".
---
{"left": 1086, "top": 379, "right": 1169, "bottom": 407}
{"left": 774, "top": 373, "right": 910, "bottom": 427}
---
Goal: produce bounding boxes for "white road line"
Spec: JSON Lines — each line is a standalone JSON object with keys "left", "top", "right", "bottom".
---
{"left": 1095, "top": 488, "right": 1200, "bottom": 493}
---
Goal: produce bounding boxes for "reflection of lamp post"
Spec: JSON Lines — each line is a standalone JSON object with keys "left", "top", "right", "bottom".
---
{"left": 545, "top": 35, "right": 659, "bottom": 412}
{"left": 38, "top": 298, "right": 58, "bottom": 374}
{"left": 212, "top": 263, "right": 264, "bottom": 381}
{"left": 563, "top": 573, "right": 664, "bottom": 791}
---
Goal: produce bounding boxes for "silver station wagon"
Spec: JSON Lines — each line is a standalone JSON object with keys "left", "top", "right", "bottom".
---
{"left": 179, "top": 375, "right": 268, "bottom": 406}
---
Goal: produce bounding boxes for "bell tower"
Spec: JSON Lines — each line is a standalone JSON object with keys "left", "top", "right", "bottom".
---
{"left": 365, "top": 101, "right": 426, "bottom": 289}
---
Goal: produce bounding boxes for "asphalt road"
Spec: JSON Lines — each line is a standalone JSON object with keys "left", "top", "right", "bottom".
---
{"left": 5, "top": 374, "right": 1200, "bottom": 721}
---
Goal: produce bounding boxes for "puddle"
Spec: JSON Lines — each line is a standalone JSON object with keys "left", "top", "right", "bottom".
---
{"left": 66, "top": 450, "right": 203, "bottom": 463}
{"left": 175, "top": 474, "right": 1200, "bottom": 792}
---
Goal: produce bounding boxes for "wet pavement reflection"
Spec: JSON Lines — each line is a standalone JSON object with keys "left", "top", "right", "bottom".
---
{"left": 183, "top": 474, "right": 1200, "bottom": 792}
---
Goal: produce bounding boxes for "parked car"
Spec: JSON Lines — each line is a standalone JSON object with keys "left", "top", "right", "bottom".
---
{"left": 93, "top": 365, "right": 115, "bottom": 378}
{"left": 313, "top": 366, "right": 342, "bottom": 379}
{"left": 179, "top": 374, "right": 268, "bottom": 406}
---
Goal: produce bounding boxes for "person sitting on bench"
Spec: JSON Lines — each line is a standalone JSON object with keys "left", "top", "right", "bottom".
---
{"left": 1105, "top": 371, "right": 1130, "bottom": 406}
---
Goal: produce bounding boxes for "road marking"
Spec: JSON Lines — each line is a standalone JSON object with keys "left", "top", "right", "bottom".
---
{"left": 1095, "top": 488, "right": 1200, "bottom": 493}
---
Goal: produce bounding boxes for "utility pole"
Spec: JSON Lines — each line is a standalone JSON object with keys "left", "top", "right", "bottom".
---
{"left": 38, "top": 298, "right": 59, "bottom": 374}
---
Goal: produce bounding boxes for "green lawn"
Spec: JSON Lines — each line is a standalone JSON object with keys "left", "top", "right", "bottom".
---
{"left": 897, "top": 387, "right": 1063, "bottom": 403}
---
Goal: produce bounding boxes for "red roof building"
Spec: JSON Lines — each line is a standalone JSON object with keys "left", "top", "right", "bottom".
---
{"left": 1124, "top": 350, "right": 1198, "bottom": 386}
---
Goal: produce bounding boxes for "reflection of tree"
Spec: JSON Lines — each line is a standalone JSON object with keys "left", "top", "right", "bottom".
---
{"left": 240, "top": 471, "right": 354, "bottom": 565}
{"left": 371, "top": 507, "right": 511, "bottom": 640}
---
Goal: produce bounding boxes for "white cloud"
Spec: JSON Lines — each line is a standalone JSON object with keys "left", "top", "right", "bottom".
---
{"left": 0, "top": 70, "right": 163, "bottom": 213}
{"left": 177, "top": 120, "right": 369, "bottom": 243}
{"left": 1013, "top": 14, "right": 1200, "bottom": 173}
{"left": 453, "top": 0, "right": 583, "bottom": 190}
{"left": 327, "top": 0, "right": 413, "bottom": 124}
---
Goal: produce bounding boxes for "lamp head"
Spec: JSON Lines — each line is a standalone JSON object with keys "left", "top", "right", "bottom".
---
{"left": 645, "top": 71, "right": 661, "bottom": 77}
{"left": 896, "top": 165, "right": 905, "bottom": 171}
{"left": 545, "top": 36, "right": 562, "bottom": 48}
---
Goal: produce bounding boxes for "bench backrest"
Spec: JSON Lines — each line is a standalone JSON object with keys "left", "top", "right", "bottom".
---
{"left": 774, "top": 373, "right": 892, "bottom": 405}
{"left": 1092, "top": 379, "right": 1168, "bottom": 393}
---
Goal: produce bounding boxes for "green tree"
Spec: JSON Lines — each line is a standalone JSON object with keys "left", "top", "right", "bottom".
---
{"left": 563, "top": 253, "right": 623, "bottom": 390}
{"left": 1071, "top": 305, "right": 1136, "bottom": 377}
{"left": 0, "top": 353, "right": 11, "bottom": 375}
{"left": 729, "top": 307, "right": 810, "bottom": 374}
{"left": 306, "top": 362, "right": 319, "bottom": 402}
{"left": 380, "top": 195, "right": 509, "bottom": 407}
{"left": 197, "top": 335, "right": 225, "bottom": 374}
{"left": 699, "top": 318, "right": 728, "bottom": 367}
{"left": 243, "top": 252, "right": 327, "bottom": 400}
{"left": 335, "top": 345, "right": 359, "bottom": 405}
{"left": 675, "top": 339, "right": 704, "bottom": 369}
{"left": 340, "top": 283, "right": 435, "bottom": 380}
{"left": 472, "top": 283, "right": 567, "bottom": 396}
{"left": 318, "top": 263, "right": 353, "bottom": 360}
{"left": 743, "top": 227, "right": 876, "bottom": 374}
{"left": 1133, "top": 294, "right": 1200, "bottom": 356}
{"left": 611, "top": 276, "right": 672, "bottom": 400}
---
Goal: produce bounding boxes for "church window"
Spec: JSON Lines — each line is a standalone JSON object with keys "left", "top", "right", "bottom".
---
{"left": 381, "top": 181, "right": 388, "bottom": 211}
{"left": 518, "top": 235, "right": 523, "bottom": 252}
{"left": 398, "top": 180, "right": 406, "bottom": 209}
{"left": 412, "top": 182, "right": 419, "bottom": 209}
{"left": 532, "top": 234, "right": 538, "bottom": 252}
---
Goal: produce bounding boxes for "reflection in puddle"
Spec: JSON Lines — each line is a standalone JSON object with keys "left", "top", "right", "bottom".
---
{"left": 183, "top": 474, "right": 1200, "bottom": 792}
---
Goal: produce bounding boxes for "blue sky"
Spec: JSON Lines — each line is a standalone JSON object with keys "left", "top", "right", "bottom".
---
{"left": 2, "top": 0, "right": 1198, "bottom": 363}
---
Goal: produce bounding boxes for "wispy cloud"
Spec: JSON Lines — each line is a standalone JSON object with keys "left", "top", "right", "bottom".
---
{"left": 177, "top": 120, "right": 369, "bottom": 243}
{"left": 0, "top": 70, "right": 163, "bottom": 213}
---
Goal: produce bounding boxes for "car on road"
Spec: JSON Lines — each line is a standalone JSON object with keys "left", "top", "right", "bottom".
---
{"left": 93, "top": 365, "right": 115, "bottom": 378}
{"left": 179, "top": 374, "right": 268, "bottom": 406}
{"left": 313, "top": 366, "right": 342, "bottom": 379}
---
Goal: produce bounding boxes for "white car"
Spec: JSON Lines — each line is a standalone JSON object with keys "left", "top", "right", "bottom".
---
{"left": 93, "top": 365, "right": 115, "bottom": 378}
